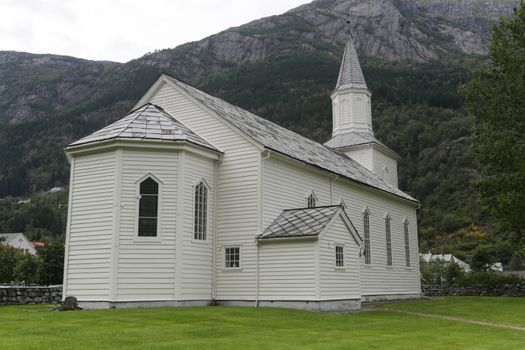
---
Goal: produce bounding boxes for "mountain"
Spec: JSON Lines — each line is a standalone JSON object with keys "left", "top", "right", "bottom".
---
{"left": 0, "top": 0, "right": 520, "bottom": 259}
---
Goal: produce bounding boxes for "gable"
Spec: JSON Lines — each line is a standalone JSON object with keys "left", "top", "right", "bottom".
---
{"left": 319, "top": 210, "right": 362, "bottom": 246}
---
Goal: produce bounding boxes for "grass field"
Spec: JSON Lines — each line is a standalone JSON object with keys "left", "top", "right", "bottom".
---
{"left": 1, "top": 297, "right": 524, "bottom": 349}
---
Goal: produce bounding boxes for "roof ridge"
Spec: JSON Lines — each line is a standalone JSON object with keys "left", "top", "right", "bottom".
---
{"left": 115, "top": 104, "right": 151, "bottom": 140}
{"left": 161, "top": 74, "right": 417, "bottom": 203}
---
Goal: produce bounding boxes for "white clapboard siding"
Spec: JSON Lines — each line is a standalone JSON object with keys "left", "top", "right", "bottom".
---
{"left": 372, "top": 148, "right": 398, "bottom": 188}
{"left": 262, "top": 156, "right": 330, "bottom": 228}
{"left": 344, "top": 148, "right": 373, "bottom": 172}
{"left": 319, "top": 215, "right": 361, "bottom": 299}
{"left": 263, "top": 154, "right": 420, "bottom": 297}
{"left": 258, "top": 240, "right": 317, "bottom": 300}
{"left": 331, "top": 181, "right": 420, "bottom": 296}
{"left": 66, "top": 151, "right": 115, "bottom": 300}
{"left": 147, "top": 81, "right": 261, "bottom": 300}
{"left": 116, "top": 149, "right": 178, "bottom": 301}
{"left": 179, "top": 152, "right": 215, "bottom": 300}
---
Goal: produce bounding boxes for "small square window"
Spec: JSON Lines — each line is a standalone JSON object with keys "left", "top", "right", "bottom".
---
{"left": 225, "top": 247, "right": 240, "bottom": 268}
{"left": 336, "top": 245, "right": 344, "bottom": 267}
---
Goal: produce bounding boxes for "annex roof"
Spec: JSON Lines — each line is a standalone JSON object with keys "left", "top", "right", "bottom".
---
{"left": 163, "top": 75, "right": 416, "bottom": 202}
{"left": 258, "top": 206, "right": 341, "bottom": 240}
{"left": 68, "top": 103, "right": 219, "bottom": 152}
{"left": 335, "top": 38, "right": 367, "bottom": 91}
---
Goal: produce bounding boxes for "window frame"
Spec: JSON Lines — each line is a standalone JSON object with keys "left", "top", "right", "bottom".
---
{"left": 363, "top": 208, "right": 371, "bottom": 264}
{"left": 193, "top": 179, "right": 209, "bottom": 241}
{"left": 385, "top": 214, "right": 392, "bottom": 266}
{"left": 306, "top": 191, "right": 317, "bottom": 208}
{"left": 134, "top": 173, "right": 163, "bottom": 241}
{"left": 404, "top": 219, "right": 411, "bottom": 267}
{"left": 335, "top": 245, "right": 344, "bottom": 268}
{"left": 224, "top": 246, "right": 241, "bottom": 269}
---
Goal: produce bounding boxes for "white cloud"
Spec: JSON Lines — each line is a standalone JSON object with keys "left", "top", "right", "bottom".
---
{"left": 0, "top": 0, "right": 308, "bottom": 62}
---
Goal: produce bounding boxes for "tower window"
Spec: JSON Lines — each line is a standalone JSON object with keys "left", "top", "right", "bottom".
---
{"left": 138, "top": 177, "right": 159, "bottom": 237}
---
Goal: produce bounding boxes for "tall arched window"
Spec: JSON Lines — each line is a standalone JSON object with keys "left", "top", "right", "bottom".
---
{"left": 194, "top": 181, "right": 208, "bottom": 240}
{"left": 307, "top": 193, "right": 316, "bottom": 208}
{"left": 404, "top": 220, "right": 411, "bottom": 267}
{"left": 363, "top": 209, "right": 371, "bottom": 264}
{"left": 138, "top": 177, "right": 159, "bottom": 237}
{"left": 385, "top": 215, "right": 392, "bottom": 266}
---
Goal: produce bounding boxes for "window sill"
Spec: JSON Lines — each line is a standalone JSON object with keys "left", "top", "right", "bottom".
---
{"left": 222, "top": 268, "right": 242, "bottom": 272}
{"left": 191, "top": 239, "right": 212, "bottom": 246}
{"left": 334, "top": 267, "right": 346, "bottom": 272}
{"left": 133, "top": 237, "right": 162, "bottom": 244}
{"left": 386, "top": 266, "right": 394, "bottom": 269}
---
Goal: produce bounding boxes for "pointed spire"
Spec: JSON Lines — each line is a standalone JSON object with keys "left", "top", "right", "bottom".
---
{"left": 335, "top": 37, "right": 367, "bottom": 91}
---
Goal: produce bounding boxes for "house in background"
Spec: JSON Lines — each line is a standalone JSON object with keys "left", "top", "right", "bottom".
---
{"left": 420, "top": 252, "right": 472, "bottom": 273}
{"left": 62, "top": 38, "right": 421, "bottom": 311}
{"left": 0, "top": 233, "right": 37, "bottom": 255}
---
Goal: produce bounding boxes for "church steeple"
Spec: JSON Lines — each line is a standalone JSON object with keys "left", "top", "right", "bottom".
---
{"left": 330, "top": 38, "right": 373, "bottom": 137}
{"left": 335, "top": 37, "right": 367, "bottom": 91}
{"left": 325, "top": 38, "right": 400, "bottom": 189}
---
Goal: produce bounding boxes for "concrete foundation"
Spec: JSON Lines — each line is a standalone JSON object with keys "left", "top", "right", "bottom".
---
{"left": 361, "top": 293, "right": 422, "bottom": 303}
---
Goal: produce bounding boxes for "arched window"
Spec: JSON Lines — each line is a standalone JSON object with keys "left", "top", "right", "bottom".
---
{"left": 194, "top": 181, "right": 208, "bottom": 240}
{"left": 404, "top": 220, "right": 411, "bottom": 267}
{"left": 307, "top": 193, "right": 316, "bottom": 208}
{"left": 363, "top": 209, "right": 371, "bottom": 264}
{"left": 138, "top": 177, "right": 159, "bottom": 237}
{"left": 385, "top": 215, "right": 392, "bottom": 266}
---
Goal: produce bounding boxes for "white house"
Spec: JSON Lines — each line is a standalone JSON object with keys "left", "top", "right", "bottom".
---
{"left": 62, "top": 38, "right": 421, "bottom": 311}
{"left": 0, "top": 233, "right": 37, "bottom": 255}
{"left": 420, "top": 253, "right": 472, "bottom": 273}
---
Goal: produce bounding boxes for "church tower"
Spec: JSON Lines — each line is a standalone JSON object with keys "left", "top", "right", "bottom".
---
{"left": 325, "top": 38, "right": 400, "bottom": 188}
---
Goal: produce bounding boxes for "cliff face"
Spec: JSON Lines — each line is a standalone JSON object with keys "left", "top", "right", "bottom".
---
{"left": 1, "top": 0, "right": 518, "bottom": 125}
{"left": 0, "top": 0, "right": 519, "bottom": 195}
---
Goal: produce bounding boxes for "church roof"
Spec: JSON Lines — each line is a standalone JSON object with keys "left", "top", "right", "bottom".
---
{"left": 164, "top": 75, "right": 416, "bottom": 203}
{"left": 258, "top": 206, "right": 341, "bottom": 240}
{"left": 68, "top": 103, "right": 219, "bottom": 152}
{"left": 335, "top": 38, "right": 367, "bottom": 91}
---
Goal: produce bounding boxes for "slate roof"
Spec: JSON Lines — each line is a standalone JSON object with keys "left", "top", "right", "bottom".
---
{"left": 68, "top": 103, "right": 219, "bottom": 152}
{"left": 165, "top": 76, "right": 416, "bottom": 202}
{"left": 335, "top": 38, "right": 367, "bottom": 90}
{"left": 324, "top": 131, "right": 398, "bottom": 157}
{"left": 258, "top": 206, "right": 341, "bottom": 239}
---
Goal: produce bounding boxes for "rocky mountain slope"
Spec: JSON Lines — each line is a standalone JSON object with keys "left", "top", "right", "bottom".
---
{"left": 0, "top": 0, "right": 520, "bottom": 253}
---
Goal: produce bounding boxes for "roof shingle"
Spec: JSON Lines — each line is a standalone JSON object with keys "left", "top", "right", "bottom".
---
{"left": 165, "top": 76, "right": 416, "bottom": 202}
{"left": 258, "top": 206, "right": 341, "bottom": 239}
{"left": 68, "top": 103, "right": 219, "bottom": 152}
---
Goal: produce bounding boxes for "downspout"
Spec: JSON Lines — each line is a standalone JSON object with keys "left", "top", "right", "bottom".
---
{"left": 211, "top": 154, "right": 223, "bottom": 302}
{"left": 330, "top": 175, "right": 339, "bottom": 205}
{"left": 256, "top": 150, "right": 271, "bottom": 307}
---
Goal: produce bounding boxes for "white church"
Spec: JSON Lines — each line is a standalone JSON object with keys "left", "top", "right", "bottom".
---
{"left": 62, "top": 38, "right": 421, "bottom": 311}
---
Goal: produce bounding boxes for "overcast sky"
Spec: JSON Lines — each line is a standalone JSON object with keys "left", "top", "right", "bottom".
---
{"left": 0, "top": 0, "right": 308, "bottom": 62}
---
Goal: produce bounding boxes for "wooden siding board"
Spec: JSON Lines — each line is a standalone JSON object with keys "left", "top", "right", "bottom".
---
{"left": 66, "top": 151, "right": 115, "bottom": 300}
{"left": 148, "top": 82, "right": 260, "bottom": 300}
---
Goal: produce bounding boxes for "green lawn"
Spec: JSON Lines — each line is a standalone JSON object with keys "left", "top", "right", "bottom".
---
{"left": 382, "top": 296, "right": 525, "bottom": 327}
{"left": 0, "top": 297, "right": 524, "bottom": 349}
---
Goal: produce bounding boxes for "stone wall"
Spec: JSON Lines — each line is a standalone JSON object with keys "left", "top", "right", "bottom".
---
{"left": 0, "top": 286, "right": 62, "bottom": 305}
{"left": 422, "top": 285, "right": 525, "bottom": 297}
